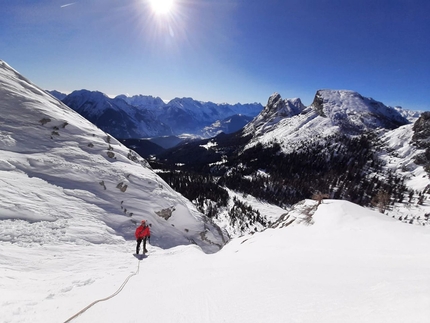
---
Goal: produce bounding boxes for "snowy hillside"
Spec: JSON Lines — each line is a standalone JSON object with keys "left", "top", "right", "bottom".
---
{"left": 0, "top": 60, "right": 225, "bottom": 252}
{"left": 2, "top": 200, "right": 429, "bottom": 323}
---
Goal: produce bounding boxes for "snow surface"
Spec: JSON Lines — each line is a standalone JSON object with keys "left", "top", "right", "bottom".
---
{"left": 2, "top": 200, "right": 430, "bottom": 323}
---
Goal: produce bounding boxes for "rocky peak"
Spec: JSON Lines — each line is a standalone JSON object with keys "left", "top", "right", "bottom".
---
{"left": 310, "top": 89, "right": 409, "bottom": 133}
{"left": 412, "top": 111, "right": 430, "bottom": 148}
{"left": 412, "top": 112, "right": 430, "bottom": 172}
{"left": 116, "top": 94, "right": 166, "bottom": 109}
{"left": 242, "top": 93, "right": 305, "bottom": 136}
{"left": 261, "top": 92, "right": 305, "bottom": 120}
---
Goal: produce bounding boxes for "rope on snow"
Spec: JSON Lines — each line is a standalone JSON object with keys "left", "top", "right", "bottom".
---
{"left": 63, "top": 259, "right": 141, "bottom": 323}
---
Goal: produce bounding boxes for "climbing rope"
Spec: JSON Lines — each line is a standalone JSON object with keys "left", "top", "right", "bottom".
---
{"left": 63, "top": 259, "right": 141, "bottom": 323}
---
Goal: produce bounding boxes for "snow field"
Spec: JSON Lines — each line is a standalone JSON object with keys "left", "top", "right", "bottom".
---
{"left": 2, "top": 200, "right": 429, "bottom": 323}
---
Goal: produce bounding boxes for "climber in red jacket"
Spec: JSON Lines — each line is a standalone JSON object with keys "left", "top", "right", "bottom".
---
{"left": 135, "top": 220, "right": 151, "bottom": 254}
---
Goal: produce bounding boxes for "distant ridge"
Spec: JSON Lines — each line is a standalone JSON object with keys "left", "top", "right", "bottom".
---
{"left": 50, "top": 90, "right": 263, "bottom": 139}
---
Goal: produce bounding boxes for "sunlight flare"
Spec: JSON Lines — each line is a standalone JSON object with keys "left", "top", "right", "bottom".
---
{"left": 148, "top": 0, "right": 175, "bottom": 15}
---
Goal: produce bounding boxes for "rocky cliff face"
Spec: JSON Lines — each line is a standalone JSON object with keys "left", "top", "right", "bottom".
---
{"left": 412, "top": 112, "right": 430, "bottom": 170}
{"left": 262, "top": 93, "right": 305, "bottom": 120}
{"left": 244, "top": 93, "right": 306, "bottom": 136}
{"left": 412, "top": 112, "right": 430, "bottom": 148}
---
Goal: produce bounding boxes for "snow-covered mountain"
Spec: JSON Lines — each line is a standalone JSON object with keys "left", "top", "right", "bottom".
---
{"left": 151, "top": 97, "right": 262, "bottom": 135}
{"left": 116, "top": 94, "right": 166, "bottom": 110}
{"left": 153, "top": 90, "right": 430, "bottom": 236}
{"left": 0, "top": 60, "right": 225, "bottom": 253}
{"left": 61, "top": 91, "right": 263, "bottom": 138}
{"left": 247, "top": 93, "right": 307, "bottom": 134}
{"left": 62, "top": 90, "right": 173, "bottom": 139}
{"left": 243, "top": 90, "right": 410, "bottom": 152}
{"left": 120, "top": 94, "right": 262, "bottom": 121}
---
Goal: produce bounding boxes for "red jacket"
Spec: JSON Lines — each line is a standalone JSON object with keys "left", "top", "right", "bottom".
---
{"left": 135, "top": 225, "right": 150, "bottom": 239}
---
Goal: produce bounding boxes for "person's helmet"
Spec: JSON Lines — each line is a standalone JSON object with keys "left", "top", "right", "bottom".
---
{"left": 141, "top": 220, "right": 146, "bottom": 225}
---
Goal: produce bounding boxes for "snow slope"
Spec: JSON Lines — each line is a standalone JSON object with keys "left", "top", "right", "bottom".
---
{"left": 2, "top": 200, "right": 429, "bottom": 323}
{"left": 0, "top": 60, "right": 225, "bottom": 252}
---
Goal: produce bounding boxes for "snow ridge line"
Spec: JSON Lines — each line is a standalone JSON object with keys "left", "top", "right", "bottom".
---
{"left": 63, "top": 259, "right": 142, "bottom": 323}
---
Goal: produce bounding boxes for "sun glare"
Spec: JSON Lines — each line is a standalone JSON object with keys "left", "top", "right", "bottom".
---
{"left": 148, "top": 0, "right": 174, "bottom": 15}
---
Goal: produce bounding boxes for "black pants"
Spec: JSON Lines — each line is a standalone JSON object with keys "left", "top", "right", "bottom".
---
{"left": 136, "top": 237, "right": 147, "bottom": 254}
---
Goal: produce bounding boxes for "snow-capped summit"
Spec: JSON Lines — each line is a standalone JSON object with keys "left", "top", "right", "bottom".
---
{"left": 244, "top": 89, "right": 411, "bottom": 153}
{"left": 152, "top": 97, "right": 263, "bottom": 135}
{"left": 94, "top": 93, "right": 263, "bottom": 137}
{"left": 116, "top": 94, "right": 166, "bottom": 110}
{"left": 311, "top": 89, "right": 410, "bottom": 133}
{"left": 0, "top": 60, "right": 225, "bottom": 253}
{"left": 247, "top": 92, "right": 306, "bottom": 133}
{"left": 59, "top": 91, "right": 263, "bottom": 138}
{"left": 64, "top": 90, "right": 120, "bottom": 116}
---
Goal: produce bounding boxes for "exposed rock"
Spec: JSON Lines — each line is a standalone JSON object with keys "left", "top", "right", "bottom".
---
{"left": 156, "top": 207, "right": 175, "bottom": 220}
{"left": 39, "top": 118, "right": 51, "bottom": 126}
{"left": 412, "top": 112, "right": 430, "bottom": 148}
{"left": 271, "top": 200, "right": 318, "bottom": 228}
{"left": 99, "top": 181, "right": 106, "bottom": 190}
{"left": 116, "top": 182, "right": 128, "bottom": 192}
{"left": 412, "top": 112, "right": 430, "bottom": 171}
{"left": 245, "top": 93, "right": 305, "bottom": 135}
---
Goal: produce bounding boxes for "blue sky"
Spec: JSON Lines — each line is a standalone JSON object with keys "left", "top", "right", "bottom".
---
{"left": 1, "top": 0, "right": 429, "bottom": 110}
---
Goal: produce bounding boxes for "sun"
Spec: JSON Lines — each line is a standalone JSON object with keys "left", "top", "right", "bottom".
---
{"left": 148, "top": 0, "right": 175, "bottom": 15}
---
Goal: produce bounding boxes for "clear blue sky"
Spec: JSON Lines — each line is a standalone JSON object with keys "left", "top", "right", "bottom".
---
{"left": 2, "top": 0, "right": 429, "bottom": 110}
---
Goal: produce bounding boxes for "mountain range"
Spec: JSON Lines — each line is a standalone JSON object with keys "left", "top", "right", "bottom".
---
{"left": 50, "top": 90, "right": 263, "bottom": 141}
{"left": 3, "top": 58, "right": 430, "bottom": 247}
{"left": 151, "top": 90, "right": 430, "bottom": 237}
{"left": 49, "top": 75, "right": 430, "bottom": 238}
